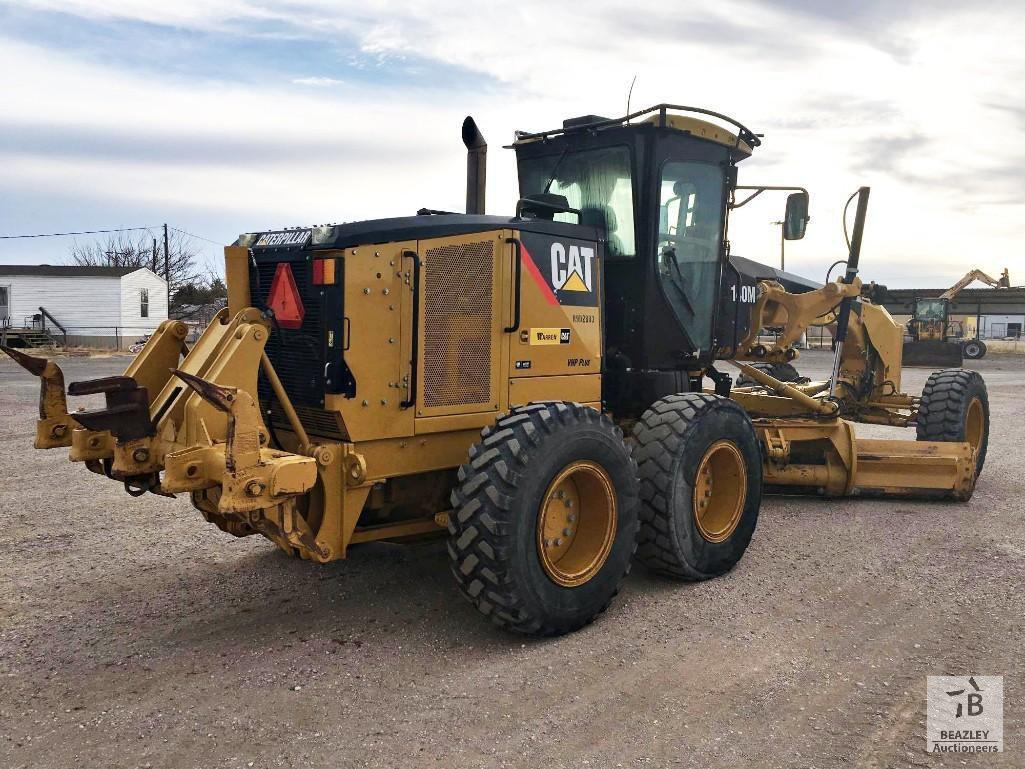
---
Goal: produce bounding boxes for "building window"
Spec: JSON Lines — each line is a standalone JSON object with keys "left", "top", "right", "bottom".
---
{"left": 140, "top": 288, "right": 149, "bottom": 318}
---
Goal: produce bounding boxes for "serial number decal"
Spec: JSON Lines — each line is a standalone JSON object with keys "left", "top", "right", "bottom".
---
{"left": 529, "top": 328, "right": 572, "bottom": 346}
{"left": 572, "top": 313, "right": 596, "bottom": 324}
{"left": 255, "top": 230, "right": 311, "bottom": 247}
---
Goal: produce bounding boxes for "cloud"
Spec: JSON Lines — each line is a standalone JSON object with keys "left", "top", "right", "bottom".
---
{"left": 291, "top": 76, "right": 344, "bottom": 87}
{"left": 0, "top": 0, "right": 1024, "bottom": 286}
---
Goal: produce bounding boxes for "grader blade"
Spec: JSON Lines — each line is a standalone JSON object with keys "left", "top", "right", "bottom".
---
{"left": 757, "top": 419, "right": 976, "bottom": 501}
{"left": 0, "top": 345, "right": 76, "bottom": 448}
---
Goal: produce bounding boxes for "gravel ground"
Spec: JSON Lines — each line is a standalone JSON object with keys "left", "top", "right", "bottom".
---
{"left": 1, "top": 350, "right": 1023, "bottom": 768}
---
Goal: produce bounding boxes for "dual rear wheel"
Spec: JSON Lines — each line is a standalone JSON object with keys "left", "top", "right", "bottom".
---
{"left": 447, "top": 396, "right": 761, "bottom": 635}
{"left": 631, "top": 394, "right": 762, "bottom": 580}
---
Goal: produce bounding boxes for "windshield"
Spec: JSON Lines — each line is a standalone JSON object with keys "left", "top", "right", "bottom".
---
{"left": 657, "top": 161, "right": 726, "bottom": 351}
{"left": 518, "top": 146, "right": 636, "bottom": 258}
{"left": 916, "top": 299, "right": 947, "bottom": 320}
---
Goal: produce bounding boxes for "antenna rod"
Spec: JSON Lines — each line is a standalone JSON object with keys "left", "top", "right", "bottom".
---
{"left": 625, "top": 75, "right": 637, "bottom": 123}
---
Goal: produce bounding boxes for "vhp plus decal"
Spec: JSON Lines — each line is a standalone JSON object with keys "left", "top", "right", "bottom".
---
{"left": 520, "top": 232, "right": 600, "bottom": 308}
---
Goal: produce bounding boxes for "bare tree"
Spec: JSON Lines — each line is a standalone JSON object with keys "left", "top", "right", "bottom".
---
{"left": 67, "top": 230, "right": 205, "bottom": 308}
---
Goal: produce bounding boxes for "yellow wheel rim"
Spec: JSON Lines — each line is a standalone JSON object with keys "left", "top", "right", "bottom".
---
{"left": 693, "top": 440, "right": 747, "bottom": 543}
{"left": 966, "top": 397, "right": 984, "bottom": 454}
{"left": 537, "top": 461, "right": 617, "bottom": 587}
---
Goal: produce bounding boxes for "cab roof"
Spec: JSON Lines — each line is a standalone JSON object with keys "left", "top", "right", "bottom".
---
{"left": 511, "top": 103, "right": 760, "bottom": 157}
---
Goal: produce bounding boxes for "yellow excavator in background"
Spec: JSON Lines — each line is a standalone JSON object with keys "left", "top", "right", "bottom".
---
{"left": 904, "top": 268, "right": 1011, "bottom": 366}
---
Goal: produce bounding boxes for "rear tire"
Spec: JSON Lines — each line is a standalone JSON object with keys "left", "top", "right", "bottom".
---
{"left": 962, "top": 339, "right": 986, "bottom": 360}
{"left": 632, "top": 394, "right": 762, "bottom": 580}
{"left": 917, "top": 369, "right": 989, "bottom": 476}
{"left": 448, "top": 402, "right": 639, "bottom": 636}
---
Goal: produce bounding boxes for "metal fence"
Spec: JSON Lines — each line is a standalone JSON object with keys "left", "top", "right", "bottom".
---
{"left": 0, "top": 324, "right": 155, "bottom": 351}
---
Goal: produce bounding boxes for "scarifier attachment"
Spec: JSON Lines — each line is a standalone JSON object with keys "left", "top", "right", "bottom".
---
{"left": 68, "top": 376, "right": 155, "bottom": 441}
{"left": 164, "top": 369, "right": 323, "bottom": 555}
{"left": 65, "top": 374, "right": 166, "bottom": 490}
{"left": 0, "top": 345, "right": 77, "bottom": 448}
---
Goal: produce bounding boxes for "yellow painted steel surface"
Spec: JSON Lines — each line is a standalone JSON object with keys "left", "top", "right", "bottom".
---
{"left": 537, "top": 461, "right": 617, "bottom": 587}
{"left": 327, "top": 240, "right": 416, "bottom": 441}
{"left": 693, "top": 440, "right": 747, "bottom": 543}
{"left": 757, "top": 420, "right": 975, "bottom": 500}
{"left": 509, "top": 373, "right": 601, "bottom": 406}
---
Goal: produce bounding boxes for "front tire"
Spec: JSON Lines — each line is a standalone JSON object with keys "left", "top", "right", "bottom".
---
{"left": 917, "top": 369, "right": 989, "bottom": 476}
{"left": 962, "top": 339, "right": 986, "bottom": 360}
{"left": 632, "top": 394, "right": 762, "bottom": 580}
{"left": 448, "top": 402, "right": 639, "bottom": 636}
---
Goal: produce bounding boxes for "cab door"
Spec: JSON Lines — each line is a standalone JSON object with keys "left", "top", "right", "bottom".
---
{"left": 654, "top": 160, "right": 727, "bottom": 354}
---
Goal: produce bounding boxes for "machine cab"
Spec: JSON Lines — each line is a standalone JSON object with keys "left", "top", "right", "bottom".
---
{"left": 512, "top": 105, "right": 759, "bottom": 395}
{"left": 911, "top": 297, "right": 951, "bottom": 341}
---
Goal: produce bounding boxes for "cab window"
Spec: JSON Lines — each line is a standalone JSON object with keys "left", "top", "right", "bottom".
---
{"left": 915, "top": 299, "right": 946, "bottom": 320}
{"left": 519, "top": 146, "right": 636, "bottom": 258}
{"left": 657, "top": 161, "right": 726, "bottom": 350}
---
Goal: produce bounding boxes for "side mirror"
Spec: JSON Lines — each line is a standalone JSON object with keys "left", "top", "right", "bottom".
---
{"left": 783, "top": 191, "right": 810, "bottom": 240}
{"left": 515, "top": 193, "right": 579, "bottom": 221}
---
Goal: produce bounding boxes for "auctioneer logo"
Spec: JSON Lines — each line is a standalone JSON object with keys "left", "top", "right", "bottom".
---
{"left": 927, "top": 676, "right": 1003, "bottom": 753}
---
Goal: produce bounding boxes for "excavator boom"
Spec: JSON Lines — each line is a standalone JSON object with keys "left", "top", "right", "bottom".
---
{"left": 938, "top": 268, "right": 1010, "bottom": 300}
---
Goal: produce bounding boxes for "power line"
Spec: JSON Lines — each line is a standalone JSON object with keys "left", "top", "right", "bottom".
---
{"left": 168, "top": 227, "right": 224, "bottom": 246}
{"left": 0, "top": 225, "right": 160, "bottom": 240}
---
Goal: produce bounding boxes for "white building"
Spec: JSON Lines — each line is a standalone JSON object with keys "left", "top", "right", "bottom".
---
{"left": 0, "top": 265, "right": 168, "bottom": 348}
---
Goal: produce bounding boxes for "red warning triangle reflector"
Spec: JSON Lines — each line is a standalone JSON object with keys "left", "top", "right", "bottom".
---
{"left": 267, "top": 262, "right": 305, "bottom": 329}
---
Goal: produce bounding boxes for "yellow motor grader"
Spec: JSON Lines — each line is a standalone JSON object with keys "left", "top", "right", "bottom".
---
{"left": 2, "top": 105, "right": 988, "bottom": 636}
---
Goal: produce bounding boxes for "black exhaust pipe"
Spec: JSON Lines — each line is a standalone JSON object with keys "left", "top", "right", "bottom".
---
{"left": 461, "top": 116, "right": 486, "bottom": 215}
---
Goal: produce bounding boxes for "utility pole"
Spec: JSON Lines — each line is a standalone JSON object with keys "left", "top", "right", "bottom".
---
{"left": 772, "top": 220, "right": 785, "bottom": 271}
{"left": 152, "top": 238, "right": 158, "bottom": 272}
{"left": 163, "top": 223, "right": 171, "bottom": 289}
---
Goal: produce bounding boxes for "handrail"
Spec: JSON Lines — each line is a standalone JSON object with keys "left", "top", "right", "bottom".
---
{"left": 504, "top": 237, "right": 523, "bottom": 333}
{"left": 38, "top": 306, "right": 68, "bottom": 346}
{"left": 399, "top": 249, "right": 421, "bottom": 409}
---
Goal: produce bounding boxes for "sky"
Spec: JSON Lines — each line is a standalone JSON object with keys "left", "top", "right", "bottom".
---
{"left": 1, "top": 0, "right": 1023, "bottom": 287}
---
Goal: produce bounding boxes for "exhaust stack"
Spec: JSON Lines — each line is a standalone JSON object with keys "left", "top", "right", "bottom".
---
{"left": 461, "top": 116, "right": 486, "bottom": 215}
